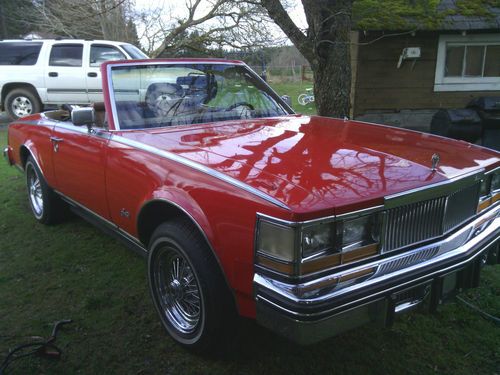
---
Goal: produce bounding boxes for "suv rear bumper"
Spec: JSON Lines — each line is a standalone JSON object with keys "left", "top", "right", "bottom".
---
{"left": 254, "top": 204, "right": 500, "bottom": 344}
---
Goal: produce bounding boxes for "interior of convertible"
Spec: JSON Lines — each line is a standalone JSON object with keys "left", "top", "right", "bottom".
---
{"left": 43, "top": 63, "right": 290, "bottom": 131}
{"left": 44, "top": 102, "right": 108, "bottom": 128}
{"left": 109, "top": 63, "right": 289, "bottom": 130}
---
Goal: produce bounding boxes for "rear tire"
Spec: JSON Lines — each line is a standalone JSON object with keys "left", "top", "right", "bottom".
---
{"left": 5, "top": 88, "right": 42, "bottom": 120}
{"left": 147, "top": 219, "right": 236, "bottom": 353}
{"left": 25, "top": 156, "right": 62, "bottom": 224}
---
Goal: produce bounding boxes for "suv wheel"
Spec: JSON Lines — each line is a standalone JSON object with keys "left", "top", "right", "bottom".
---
{"left": 5, "top": 88, "right": 42, "bottom": 120}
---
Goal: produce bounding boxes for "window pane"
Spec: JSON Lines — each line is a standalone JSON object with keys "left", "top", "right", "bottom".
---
{"left": 120, "top": 44, "right": 148, "bottom": 59}
{"left": 49, "top": 44, "right": 83, "bottom": 67}
{"left": 445, "top": 46, "right": 464, "bottom": 77}
{"left": 90, "top": 45, "right": 125, "bottom": 67}
{"left": 484, "top": 45, "right": 500, "bottom": 77}
{"left": 0, "top": 42, "right": 42, "bottom": 65}
{"left": 464, "top": 45, "right": 485, "bottom": 77}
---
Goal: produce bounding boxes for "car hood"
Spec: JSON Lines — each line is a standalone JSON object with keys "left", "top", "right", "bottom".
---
{"left": 118, "top": 115, "right": 499, "bottom": 217}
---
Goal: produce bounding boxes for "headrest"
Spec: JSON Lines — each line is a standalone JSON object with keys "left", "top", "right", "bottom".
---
{"left": 93, "top": 102, "right": 106, "bottom": 111}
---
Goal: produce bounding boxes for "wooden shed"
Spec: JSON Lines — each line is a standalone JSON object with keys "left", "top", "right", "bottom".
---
{"left": 352, "top": 0, "right": 500, "bottom": 130}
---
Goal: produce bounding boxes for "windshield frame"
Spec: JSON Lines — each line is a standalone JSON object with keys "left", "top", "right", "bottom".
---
{"left": 104, "top": 60, "right": 295, "bottom": 131}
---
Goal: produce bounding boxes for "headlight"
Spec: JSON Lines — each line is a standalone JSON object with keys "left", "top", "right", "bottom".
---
{"left": 301, "top": 222, "right": 334, "bottom": 258}
{"left": 256, "top": 220, "right": 296, "bottom": 261}
{"left": 339, "top": 214, "right": 380, "bottom": 251}
{"left": 256, "top": 212, "right": 381, "bottom": 276}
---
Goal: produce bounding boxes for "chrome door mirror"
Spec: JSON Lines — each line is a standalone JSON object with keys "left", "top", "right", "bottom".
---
{"left": 71, "top": 107, "right": 95, "bottom": 131}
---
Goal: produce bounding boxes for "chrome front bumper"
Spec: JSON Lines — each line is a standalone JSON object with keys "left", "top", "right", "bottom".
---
{"left": 254, "top": 204, "right": 500, "bottom": 344}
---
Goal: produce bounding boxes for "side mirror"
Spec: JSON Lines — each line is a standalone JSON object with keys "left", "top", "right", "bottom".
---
{"left": 71, "top": 107, "right": 95, "bottom": 131}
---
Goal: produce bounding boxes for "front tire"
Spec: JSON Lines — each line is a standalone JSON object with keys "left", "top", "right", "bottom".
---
{"left": 147, "top": 220, "right": 235, "bottom": 352}
{"left": 25, "top": 156, "right": 62, "bottom": 224}
{"left": 5, "top": 88, "right": 42, "bottom": 120}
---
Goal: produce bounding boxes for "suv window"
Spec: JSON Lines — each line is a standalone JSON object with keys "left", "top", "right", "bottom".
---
{"left": 90, "top": 45, "right": 125, "bottom": 67}
{"left": 120, "top": 44, "right": 148, "bottom": 59}
{"left": 0, "top": 42, "right": 42, "bottom": 65}
{"left": 49, "top": 44, "right": 83, "bottom": 67}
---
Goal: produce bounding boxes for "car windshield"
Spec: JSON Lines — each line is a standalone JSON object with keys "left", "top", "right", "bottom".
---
{"left": 109, "top": 63, "right": 290, "bottom": 130}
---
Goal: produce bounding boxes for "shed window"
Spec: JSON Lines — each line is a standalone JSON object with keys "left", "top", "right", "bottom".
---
{"left": 434, "top": 34, "right": 500, "bottom": 92}
{"left": 444, "top": 45, "right": 499, "bottom": 78}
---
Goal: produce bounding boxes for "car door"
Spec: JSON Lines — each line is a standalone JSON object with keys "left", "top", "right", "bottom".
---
{"left": 86, "top": 44, "right": 127, "bottom": 103}
{"left": 45, "top": 43, "right": 88, "bottom": 104}
{"left": 50, "top": 123, "right": 110, "bottom": 219}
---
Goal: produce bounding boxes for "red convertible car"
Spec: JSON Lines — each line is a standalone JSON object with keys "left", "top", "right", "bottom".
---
{"left": 3, "top": 59, "right": 500, "bottom": 351}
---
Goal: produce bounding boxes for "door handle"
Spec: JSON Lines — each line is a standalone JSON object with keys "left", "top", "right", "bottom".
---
{"left": 50, "top": 136, "right": 63, "bottom": 152}
{"left": 48, "top": 72, "right": 58, "bottom": 77}
{"left": 87, "top": 72, "right": 98, "bottom": 77}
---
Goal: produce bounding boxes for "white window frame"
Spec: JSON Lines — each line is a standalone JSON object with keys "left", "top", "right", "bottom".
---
{"left": 434, "top": 34, "right": 500, "bottom": 92}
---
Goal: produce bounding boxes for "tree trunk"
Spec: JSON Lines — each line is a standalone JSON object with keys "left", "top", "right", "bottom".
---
{"left": 260, "top": 0, "right": 353, "bottom": 118}
{"left": 304, "top": 0, "right": 352, "bottom": 118}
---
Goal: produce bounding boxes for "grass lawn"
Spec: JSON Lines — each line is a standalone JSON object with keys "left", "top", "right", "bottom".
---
{"left": 270, "top": 81, "right": 317, "bottom": 116}
{"left": 0, "top": 127, "right": 499, "bottom": 374}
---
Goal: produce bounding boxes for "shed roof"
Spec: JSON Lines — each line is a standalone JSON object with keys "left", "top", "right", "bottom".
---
{"left": 354, "top": 0, "right": 500, "bottom": 31}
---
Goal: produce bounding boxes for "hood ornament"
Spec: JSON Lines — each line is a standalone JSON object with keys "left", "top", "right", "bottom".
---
{"left": 431, "top": 153, "right": 440, "bottom": 171}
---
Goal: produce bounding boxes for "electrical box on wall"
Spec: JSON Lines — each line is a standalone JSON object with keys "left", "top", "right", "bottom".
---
{"left": 397, "top": 47, "right": 421, "bottom": 68}
{"left": 403, "top": 47, "right": 421, "bottom": 59}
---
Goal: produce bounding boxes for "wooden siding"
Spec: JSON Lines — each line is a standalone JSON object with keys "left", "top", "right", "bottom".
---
{"left": 353, "top": 32, "right": 500, "bottom": 117}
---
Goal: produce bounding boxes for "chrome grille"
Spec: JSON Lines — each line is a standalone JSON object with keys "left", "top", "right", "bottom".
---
{"left": 382, "top": 182, "right": 480, "bottom": 252}
{"left": 383, "top": 196, "right": 446, "bottom": 251}
{"left": 443, "top": 182, "right": 480, "bottom": 232}
{"left": 376, "top": 246, "right": 439, "bottom": 277}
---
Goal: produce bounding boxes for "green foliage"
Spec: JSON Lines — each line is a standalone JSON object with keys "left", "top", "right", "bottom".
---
{"left": 354, "top": 0, "right": 499, "bottom": 30}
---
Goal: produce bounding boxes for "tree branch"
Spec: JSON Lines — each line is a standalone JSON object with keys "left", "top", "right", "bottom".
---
{"left": 259, "top": 0, "right": 314, "bottom": 62}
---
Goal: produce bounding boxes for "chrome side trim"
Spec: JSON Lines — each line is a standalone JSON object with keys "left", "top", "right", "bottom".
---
{"left": 110, "top": 134, "right": 290, "bottom": 210}
{"left": 256, "top": 205, "right": 384, "bottom": 227}
{"left": 56, "top": 189, "right": 147, "bottom": 255}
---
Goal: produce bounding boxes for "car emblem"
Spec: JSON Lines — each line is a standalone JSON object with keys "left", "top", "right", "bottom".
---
{"left": 431, "top": 153, "right": 440, "bottom": 171}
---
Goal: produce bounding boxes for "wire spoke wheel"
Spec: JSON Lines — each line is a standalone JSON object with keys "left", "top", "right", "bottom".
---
{"left": 27, "top": 165, "right": 44, "bottom": 218}
{"left": 153, "top": 245, "right": 202, "bottom": 335}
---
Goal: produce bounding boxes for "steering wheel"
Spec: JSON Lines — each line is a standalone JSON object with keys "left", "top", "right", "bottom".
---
{"left": 226, "top": 102, "right": 254, "bottom": 119}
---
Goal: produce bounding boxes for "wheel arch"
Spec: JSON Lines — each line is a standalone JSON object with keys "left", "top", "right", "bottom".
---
{"left": 137, "top": 198, "right": 237, "bottom": 307}
{"left": 2, "top": 82, "right": 42, "bottom": 108}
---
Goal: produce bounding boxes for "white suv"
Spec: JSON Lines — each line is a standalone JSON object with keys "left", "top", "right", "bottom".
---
{"left": 0, "top": 39, "right": 148, "bottom": 120}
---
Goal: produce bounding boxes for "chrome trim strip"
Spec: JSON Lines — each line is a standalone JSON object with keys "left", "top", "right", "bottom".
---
{"left": 110, "top": 134, "right": 289, "bottom": 210}
{"left": 254, "top": 203, "right": 499, "bottom": 314}
{"left": 256, "top": 205, "right": 384, "bottom": 227}
{"left": 55, "top": 189, "right": 147, "bottom": 254}
{"left": 485, "top": 165, "right": 500, "bottom": 175}
{"left": 384, "top": 169, "right": 484, "bottom": 209}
